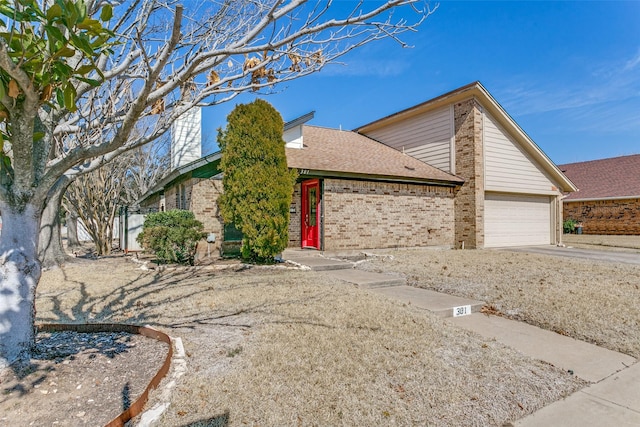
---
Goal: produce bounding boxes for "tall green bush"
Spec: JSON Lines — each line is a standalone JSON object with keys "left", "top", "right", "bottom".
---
{"left": 137, "top": 210, "right": 205, "bottom": 265}
{"left": 218, "top": 99, "right": 297, "bottom": 263}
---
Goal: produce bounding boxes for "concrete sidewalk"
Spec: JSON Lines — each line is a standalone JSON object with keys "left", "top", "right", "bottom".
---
{"left": 515, "top": 362, "right": 640, "bottom": 426}
{"left": 372, "top": 285, "right": 484, "bottom": 318}
{"left": 452, "top": 313, "right": 635, "bottom": 383}
{"left": 283, "top": 250, "right": 640, "bottom": 426}
{"left": 422, "top": 293, "right": 638, "bottom": 425}
{"left": 286, "top": 255, "right": 351, "bottom": 271}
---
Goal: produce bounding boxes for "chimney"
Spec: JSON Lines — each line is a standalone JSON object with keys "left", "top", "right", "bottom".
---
{"left": 171, "top": 106, "right": 202, "bottom": 170}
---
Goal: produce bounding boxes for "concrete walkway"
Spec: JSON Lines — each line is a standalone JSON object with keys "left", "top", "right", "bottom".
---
{"left": 284, "top": 249, "right": 406, "bottom": 288}
{"left": 286, "top": 254, "right": 352, "bottom": 271}
{"left": 452, "top": 313, "right": 635, "bottom": 383}
{"left": 373, "top": 285, "right": 484, "bottom": 317}
{"left": 324, "top": 269, "right": 405, "bottom": 288}
{"left": 515, "top": 362, "right": 640, "bottom": 426}
{"left": 283, "top": 250, "right": 639, "bottom": 426}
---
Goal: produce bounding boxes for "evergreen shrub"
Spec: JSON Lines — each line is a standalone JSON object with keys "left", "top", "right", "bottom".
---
{"left": 218, "top": 99, "right": 297, "bottom": 263}
{"left": 137, "top": 209, "right": 205, "bottom": 265}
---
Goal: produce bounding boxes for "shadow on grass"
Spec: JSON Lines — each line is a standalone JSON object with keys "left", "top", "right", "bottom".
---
{"left": 39, "top": 261, "right": 342, "bottom": 333}
{"left": 44, "top": 265, "right": 222, "bottom": 326}
{"left": 179, "top": 412, "right": 230, "bottom": 427}
{"left": 180, "top": 412, "right": 229, "bottom": 427}
{"left": 20, "top": 258, "right": 362, "bottom": 398}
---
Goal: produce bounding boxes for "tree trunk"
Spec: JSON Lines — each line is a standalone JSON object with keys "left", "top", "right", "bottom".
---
{"left": 0, "top": 203, "right": 42, "bottom": 369}
{"left": 66, "top": 210, "right": 80, "bottom": 247}
{"left": 39, "top": 182, "right": 70, "bottom": 268}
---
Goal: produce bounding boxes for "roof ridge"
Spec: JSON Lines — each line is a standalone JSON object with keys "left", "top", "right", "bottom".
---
{"left": 303, "top": 124, "right": 351, "bottom": 132}
{"left": 559, "top": 153, "right": 640, "bottom": 167}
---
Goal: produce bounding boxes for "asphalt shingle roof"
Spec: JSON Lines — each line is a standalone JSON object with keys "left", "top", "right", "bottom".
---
{"left": 559, "top": 154, "right": 640, "bottom": 200}
{"left": 285, "top": 125, "right": 463, "bottom": 185}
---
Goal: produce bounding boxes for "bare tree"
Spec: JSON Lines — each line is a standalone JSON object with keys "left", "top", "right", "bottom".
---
{"left": 62, "top": 138, "right": 169, "bottom": 256}
{"left": 122, "top": 136, "right": 170, "bottom": 205}
{"left": 0, "top": 0, "right": 432, "bottom": 368}
{"left": 63, "top": 161, "right": 126, "bottom": 255}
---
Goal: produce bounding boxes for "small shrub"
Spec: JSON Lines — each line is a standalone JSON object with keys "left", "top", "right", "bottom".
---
{"left": 137, "top": 210, "right": 205, "bottom": 265}
{"left": 563, "top": 218, "right": 577, "bottom": 234}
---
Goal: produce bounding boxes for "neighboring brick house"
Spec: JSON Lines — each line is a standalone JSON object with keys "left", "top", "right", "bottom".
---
{"left": 559, "top": 154, "right": 640, "bottom": 235}
{"left": 138, "top": 82, "right": 576, "bottom": 255}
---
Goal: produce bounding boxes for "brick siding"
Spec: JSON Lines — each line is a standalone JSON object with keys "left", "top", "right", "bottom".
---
{"left": 321, "top": 178, "right": 455, "bottom": 250}
{"left": 164, "top": 185, "right": 178, "bottom": 211}
{"left": 289, "top": 183, "right": 302, "bottom": 247}
{"left": 144, "top": 173, "right": 459, "bottom": 253}
{"left": 564, "top": 198, "right": 640, "bottom": 235}
{"left": 140, "top": 193, "right": 161, "bottom": 212}
{"left": 146, "top": 176, "right": 225, "bottom": 258}
{"left": 189, "top": 178, "right": 225, "bottom": 256}
{"left": 453, "top": 98, "right": 484, "bottom": 248}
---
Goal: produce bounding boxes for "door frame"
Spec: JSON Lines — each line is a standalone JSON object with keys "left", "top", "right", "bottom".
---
{"left": 301, "top": 179, "right": 321, "bottom": 249}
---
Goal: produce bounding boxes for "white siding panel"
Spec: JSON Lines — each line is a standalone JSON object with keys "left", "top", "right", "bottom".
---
{"left": 484, "top": 112, "right": 557, "bottom": 194}
{"left": 365, "top": 106, "right": 453, "bottom": 172}
{"left": 405, "top": 145, "right": 450, "bottom": 171}
{"left": 485, "top": 193, "right": 551, "bottom": 247}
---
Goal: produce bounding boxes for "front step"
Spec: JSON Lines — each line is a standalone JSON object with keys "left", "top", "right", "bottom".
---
{"left": 324, "top": 269, "right": 405, "bottom": 288}
{"left": 371, "top": 285, "right": 485, "bottom": 318}
{"left": 286, "top": 256, "right": 353, "bottom": 271}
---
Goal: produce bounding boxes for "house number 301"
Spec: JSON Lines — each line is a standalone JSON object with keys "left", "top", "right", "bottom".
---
{"left": 453, "top": 305, "right": 471, "bottom": 317}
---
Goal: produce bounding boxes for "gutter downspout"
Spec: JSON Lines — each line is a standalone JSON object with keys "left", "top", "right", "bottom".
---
{"left": 557, "top": 193, "right": 570, "bottom": 247}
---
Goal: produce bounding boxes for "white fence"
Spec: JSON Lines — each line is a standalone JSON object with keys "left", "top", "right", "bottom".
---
{"left": 119, "top": 210, "right": 145, "bottom": 252}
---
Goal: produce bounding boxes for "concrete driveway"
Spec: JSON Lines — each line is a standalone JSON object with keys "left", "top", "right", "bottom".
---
{"left": 503, "top": 245, "right": 640, "bottom": 265}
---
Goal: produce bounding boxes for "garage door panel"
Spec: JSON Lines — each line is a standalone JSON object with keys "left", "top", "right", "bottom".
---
{"left": 485, "top": 193, "right": 551, "bottom": 247}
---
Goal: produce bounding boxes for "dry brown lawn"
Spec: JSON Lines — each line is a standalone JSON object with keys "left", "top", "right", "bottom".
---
{"left": 31, "top": 256, "right": 585, "bottom": 426}
{"left": 359, "top": 247, "right": 640, "bottom": 359}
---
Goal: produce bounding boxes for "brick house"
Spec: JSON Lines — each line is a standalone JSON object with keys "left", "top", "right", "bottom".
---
{"left": 285, "top": 125, "right": 463, "bottom": 250}
{"left": 356, "top": 82, "right": 576, "bottom": 248}
{"left": 559, "top": 154, "right": 640, "bottom": 235}
{"left": 138, "top": 82, "right": 576, "bottom": 255}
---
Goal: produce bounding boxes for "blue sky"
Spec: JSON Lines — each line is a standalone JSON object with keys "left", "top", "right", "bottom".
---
{"left": 201, "top": 1, "right": 640, "bottom": 165}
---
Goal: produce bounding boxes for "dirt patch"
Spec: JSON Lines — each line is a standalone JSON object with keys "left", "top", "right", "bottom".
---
{"left": 0, "top": 330, "right": 167, "bottom": 427}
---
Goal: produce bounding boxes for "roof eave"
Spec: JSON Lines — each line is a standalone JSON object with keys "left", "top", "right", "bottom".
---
{"left": 137, "top": 151, "right": 222, "bottom": 204}
{"left": 297, "top": 170, "right": 463, "bottom": 187}
{"left": 284, "top": 111, "right": 315, "bottom": 130}
{"left": 564, "top": 195, "right": 640, "bottom": 203}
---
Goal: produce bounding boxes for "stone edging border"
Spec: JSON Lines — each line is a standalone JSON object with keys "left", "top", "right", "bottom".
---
{"left": 37, "top": 323, "right": 174, "bottom": 427}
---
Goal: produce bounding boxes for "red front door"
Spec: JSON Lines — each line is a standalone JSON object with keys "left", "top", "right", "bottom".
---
{"left": 301, "top": 179, "right": 320, "bottom": 249}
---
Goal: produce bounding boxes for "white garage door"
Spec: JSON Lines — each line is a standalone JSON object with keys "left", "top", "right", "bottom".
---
{"left": 484, "top": 193, "right": 552, "bottom": 247}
